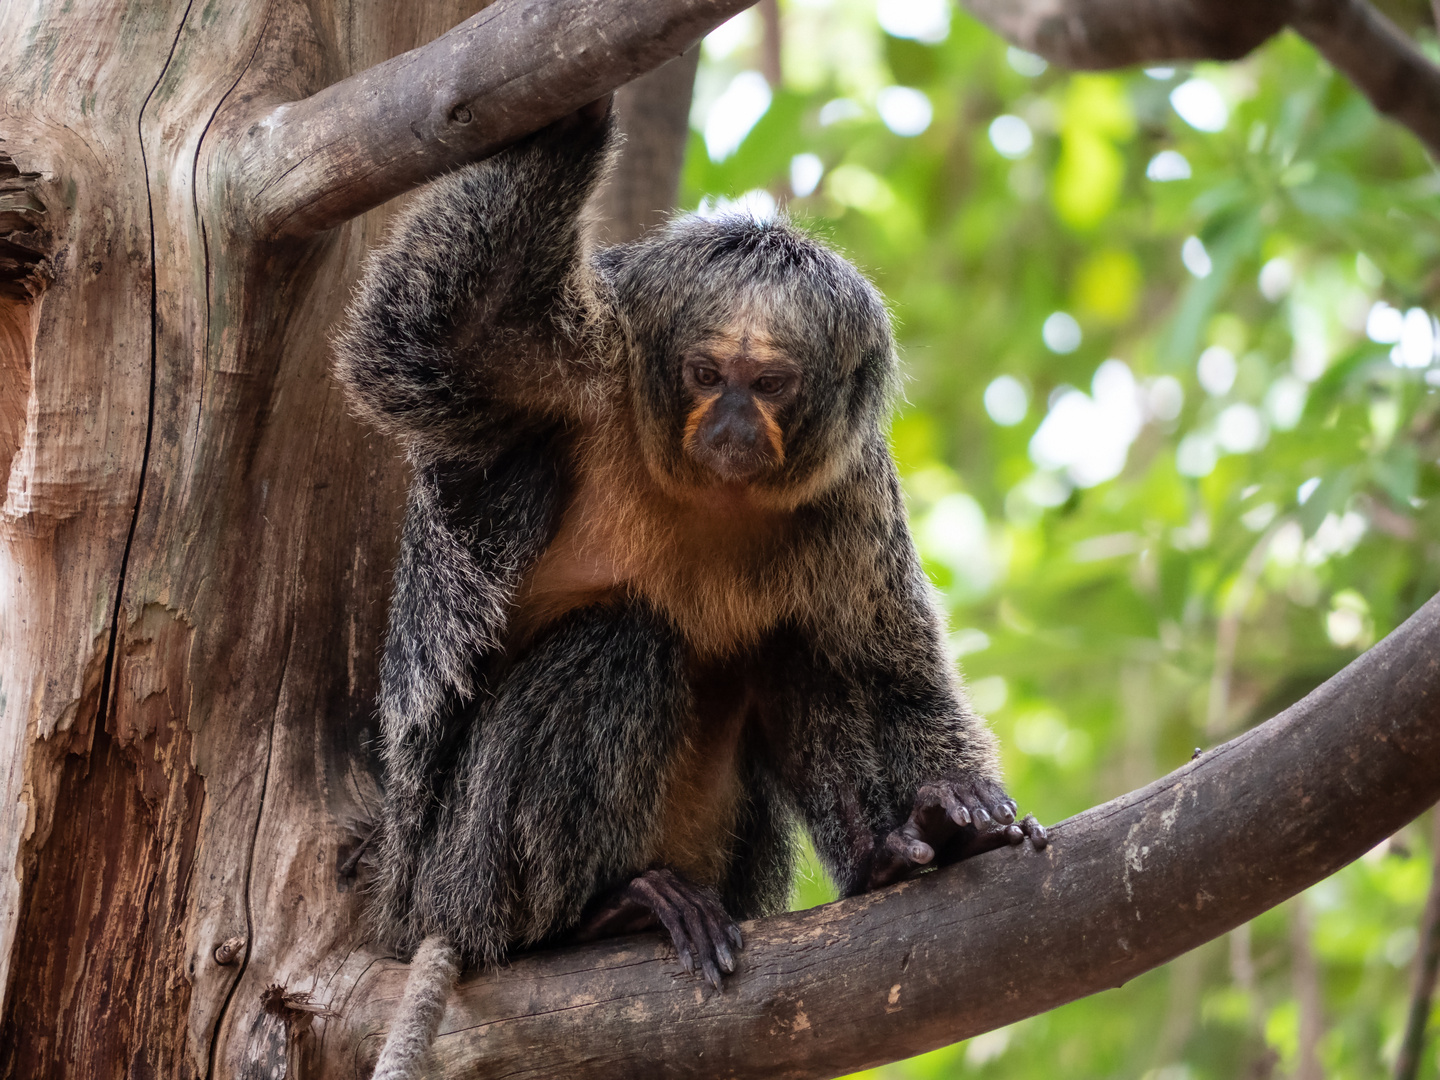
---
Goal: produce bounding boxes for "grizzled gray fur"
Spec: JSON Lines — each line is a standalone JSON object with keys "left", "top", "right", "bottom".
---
{"left": 333, "top": 106, "right": 1041, "bottom": 992}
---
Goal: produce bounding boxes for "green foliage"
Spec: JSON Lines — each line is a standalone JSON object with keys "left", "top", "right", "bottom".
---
{"left": 686, "top": 1, "right": 1440, "bottom": 1075}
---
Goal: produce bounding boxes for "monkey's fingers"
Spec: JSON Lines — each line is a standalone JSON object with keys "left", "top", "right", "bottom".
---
{"left": 934, "top": 777, "right": 1023, "bottom": 841}
{"left": 667, "top": 883, "right": 728, "bottom": 989}
{"left": 892, "top": 828, "right": 935, "bottom": 866}
{"left": 1020, "top": 813, "right": 1049, "bottom": 850}
{"left": 866, "top": 828, "right": 934, "bottom": 890}
{"left": 936, "top": 786, "right": 971, "bottom": 829}
{"left": 906, "top": 784, "right": 964, "bottom": 850}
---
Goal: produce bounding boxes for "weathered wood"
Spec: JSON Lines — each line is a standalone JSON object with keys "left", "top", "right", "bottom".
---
{"left": 0, "top": 4, "right": 165, "bottom": 1063}
{"left": 0, "top": 1, "right": 460, "bottom": 1074}
{"left": 329, "top": 589, "right": 1440, "bottom": 1080}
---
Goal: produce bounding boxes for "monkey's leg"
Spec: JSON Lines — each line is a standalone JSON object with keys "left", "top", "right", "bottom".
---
{"left": 414, "top": 600, "right": 741, "bottom": 970}
{"left": 574, "top": 867, "right": 743, "bottom": 990}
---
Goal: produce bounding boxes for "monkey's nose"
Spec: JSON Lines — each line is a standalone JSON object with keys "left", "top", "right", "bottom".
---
{"left": 705, "top": 412, "right": 759, "bottom": 451}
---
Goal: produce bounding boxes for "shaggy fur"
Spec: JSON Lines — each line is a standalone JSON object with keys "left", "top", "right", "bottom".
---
{"left": 333, "top": 109, "right": 1015, "bottom": 983}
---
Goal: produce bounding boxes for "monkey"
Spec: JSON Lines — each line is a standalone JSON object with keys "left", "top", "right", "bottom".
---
{"left": 333, "top": 98, "right": 1045, "bottom": 1079}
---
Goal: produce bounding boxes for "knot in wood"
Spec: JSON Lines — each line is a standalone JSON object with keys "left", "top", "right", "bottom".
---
{"left": 214, "top": 936, "right": 247, "bottom": 965}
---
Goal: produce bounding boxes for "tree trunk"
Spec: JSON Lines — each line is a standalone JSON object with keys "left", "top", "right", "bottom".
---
{"left": 2, "top": 0, "right": 1439, "bottom": 1077}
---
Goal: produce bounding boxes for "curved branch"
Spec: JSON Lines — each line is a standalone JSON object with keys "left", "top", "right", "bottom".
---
{"left": 323, "top": 591, "right": 1440, "bottom": 1078}
{"left": 234, "top": 0, "right": 1440, "bottom": 239}
{"left": 960, "top": 0, "right": 1440, "bottom": 160}
{"left": 960, "top": 0, "right": 1286, "bottom": 67}
{"left": 235, "top": 0, "right": 747, "bottom": 239}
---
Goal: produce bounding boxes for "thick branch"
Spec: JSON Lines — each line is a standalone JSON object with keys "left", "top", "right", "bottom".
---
{"left": 236, "top": 0, "right": 747, "bottom": 239}
{"left": 324, "top": 591, "right": 1440, "bottom": 1079}
{"left": 960, "top": 0, "right": 1440, "bottom": 160}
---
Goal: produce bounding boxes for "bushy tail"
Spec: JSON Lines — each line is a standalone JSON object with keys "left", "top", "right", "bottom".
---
{"left": 372, "top": 935, "right": 460, "bottom": 1080}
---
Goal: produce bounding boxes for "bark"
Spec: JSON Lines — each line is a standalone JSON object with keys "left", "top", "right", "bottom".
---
{"left": 2, "top": 0, "right": 1440, "bottom": 1077}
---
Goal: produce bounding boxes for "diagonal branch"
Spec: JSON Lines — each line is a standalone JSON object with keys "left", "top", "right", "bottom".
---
{"left": 323, "top": 591, "right": 1440, "bottom": 1079}
{"left": 234, "top": 0, "right": 749, "bottom": 240}
{"left": 961, "top": 0, "right": 1440, "bottom": 161}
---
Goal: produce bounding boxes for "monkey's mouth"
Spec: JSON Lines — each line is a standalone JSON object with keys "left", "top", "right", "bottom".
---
{"left": 691, "top": 442, "right": 776, "bottom": 484}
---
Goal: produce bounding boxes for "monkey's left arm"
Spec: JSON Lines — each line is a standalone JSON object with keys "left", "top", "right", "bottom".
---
{"left": 856, "top": 554, "right": 1049, "bottom": 892}
{"left": 781, "top": 454, "right": 1045, "bottom": 896}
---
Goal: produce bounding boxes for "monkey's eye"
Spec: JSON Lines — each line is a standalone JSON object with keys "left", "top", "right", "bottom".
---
{"left": 753, "top": 375, "right": 789, "bottom": 395}
{"left": 692, "top": 366, "right": 722, "bottom": 388}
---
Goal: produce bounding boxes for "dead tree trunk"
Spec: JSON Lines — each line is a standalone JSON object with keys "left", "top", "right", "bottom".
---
{"left": 1, "top": 0, "right": 1438, "bottom": 1077}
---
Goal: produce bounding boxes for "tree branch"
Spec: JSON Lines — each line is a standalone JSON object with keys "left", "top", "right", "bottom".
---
{"left": 1289, "top": 0, "right": 1440, "bottom": 161}
{"left": 959, "top": 0, "right": 1287, "bottom": 68}
{"left": 234, "top": 0, "right": 748, "bottom": 239}
{"left": 233, "top": 0, "right": 1440, "bottom": 240}
{"left": 960, "top": 0, "right": 1440, "bottom": 161}
{"left": 322, "top": 591, "right": 1440, "bottom": 1079}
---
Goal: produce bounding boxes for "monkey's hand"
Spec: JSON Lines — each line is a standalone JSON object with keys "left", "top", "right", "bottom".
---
{"left": 573, "top": 868, "right": 743, "bottom": 991}
{"left": 866, "top": 777, "right": 1048, "bottom": 891}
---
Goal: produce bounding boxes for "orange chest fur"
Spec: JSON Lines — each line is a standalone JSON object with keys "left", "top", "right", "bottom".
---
{"left": 509, "top": 449, "right": 796, "bottom": 657}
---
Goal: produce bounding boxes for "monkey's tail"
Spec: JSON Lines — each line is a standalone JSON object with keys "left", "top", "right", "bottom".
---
{"left": 372, "top": 934, "right": 460, "bottom": 1080}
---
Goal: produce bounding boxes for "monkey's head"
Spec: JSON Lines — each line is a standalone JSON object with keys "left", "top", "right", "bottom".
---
{"left": 604, "top": 213, "right": 895, "bottom": 506}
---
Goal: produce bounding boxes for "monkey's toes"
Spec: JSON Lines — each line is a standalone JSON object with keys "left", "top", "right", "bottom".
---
{"left": 628, "top": 868, "right": 742, "bottom": 991}
{"left": 1020, "top": 813, "right": 1048, "bottom": 850}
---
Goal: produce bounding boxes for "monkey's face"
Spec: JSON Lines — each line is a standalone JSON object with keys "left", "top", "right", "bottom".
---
{"left": 680, "top": 330, "right": 800, "bottom": 484}
{"left": 607, "top": 212, "right": 897, "bottom": 506}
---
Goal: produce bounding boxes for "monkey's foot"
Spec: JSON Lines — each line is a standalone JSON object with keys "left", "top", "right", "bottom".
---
{"left": 575, "top": 868, "right": 743, "bottom": 991}
{"left": 867, "top": 777, "right": 1048, "bottom": 890}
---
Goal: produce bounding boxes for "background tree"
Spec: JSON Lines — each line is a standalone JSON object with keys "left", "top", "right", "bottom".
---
{"left": 1, "top": 0, "right": 1438, "bottom": 1078}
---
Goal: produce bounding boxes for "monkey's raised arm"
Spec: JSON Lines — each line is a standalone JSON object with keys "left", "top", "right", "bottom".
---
{"left": 333, "top": 107, "right": 617, "bottom": 456}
